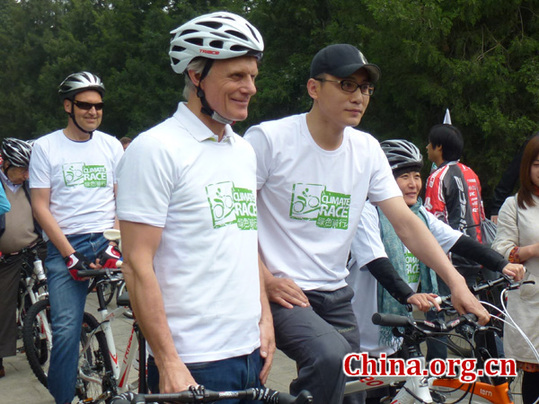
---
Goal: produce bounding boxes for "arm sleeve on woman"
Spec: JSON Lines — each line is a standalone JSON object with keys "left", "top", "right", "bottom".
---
{"left": 450, "top": 235, "right": 508, "bottom": 273}
{"left": 366, "top": 257, "right": 415, "bottom": 304}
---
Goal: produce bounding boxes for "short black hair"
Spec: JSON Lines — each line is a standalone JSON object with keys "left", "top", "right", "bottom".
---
{"left": 428, "top": 124, "right": 464, "bottom": 162}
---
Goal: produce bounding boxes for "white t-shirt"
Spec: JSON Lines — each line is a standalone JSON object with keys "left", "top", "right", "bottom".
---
{"left": 29, "top": 130, "right": 123, "bottom": 235}
{"left": 244, "top": 113, "right": 401, "bottom": 291}
{"left": 116, "top": 103, "right": 261, "bottom": 363}
{"left": 347, "top": 201, "right": 462, "bottom": 355}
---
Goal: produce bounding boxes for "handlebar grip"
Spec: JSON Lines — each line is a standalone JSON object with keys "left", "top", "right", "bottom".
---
{"left": 111, "top": 392, "right": 144, "bottom": 404}
{"left": 273, "top": 389, "right": 313, "bottom": 404}
{"left": 77, "top": 269, "right": 107, "bottom": 277}
{"left": 372, "top": 313, "right": 411, "bottom": 327}
{"left": 77, "top": 268, "right": 122, "bottom": 278}
{"left": 466, "top": 313, "right": 479, "bottom": 323}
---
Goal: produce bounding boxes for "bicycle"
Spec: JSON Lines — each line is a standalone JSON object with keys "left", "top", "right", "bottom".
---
{"left": 73, "top": 266, "right": 147, "bottom": 404}
{"left": 111, "top": 385, "right": 313, "bottom": 403}
{"left": 342, "top": 276, "right": 539, "bottom": 403}
{"left": 444, "top": 273, "right": 508, "bottom": 358}
{"left": 13, "top": 242, "right": 48, "bottom": 334}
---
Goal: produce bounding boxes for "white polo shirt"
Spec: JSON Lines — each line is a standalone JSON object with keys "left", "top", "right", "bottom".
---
{"left": 116, "top": 103, "right": 260, "bottom": 363}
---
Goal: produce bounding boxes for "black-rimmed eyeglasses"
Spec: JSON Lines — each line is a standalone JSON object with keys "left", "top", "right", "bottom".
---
{"left": 73, "top": 100, "right": 104, "bottom": 111}
{"left": 314, "top": 78, "right": 375, "bottom": 96}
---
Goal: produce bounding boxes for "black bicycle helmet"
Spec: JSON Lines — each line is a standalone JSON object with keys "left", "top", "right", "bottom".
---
{"left": 380, "top": 139, "right": 423, "bottom": 175}
{"left": 1, "top": 138, "right": 32, "bottom": 168}
{"left": 58, "top": 71, "right": 105, "bottom": 101}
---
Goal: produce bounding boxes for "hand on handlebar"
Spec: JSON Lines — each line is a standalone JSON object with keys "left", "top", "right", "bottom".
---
{"left": 97, "top": 244, "right": 122, "bottom": 268}
{"left": 158, "top": 358, "right": 198, "bottom": 395}
{"left": 501, "top": 263, "right": 526, "bottom": 281}
{"left": 450, "top": 282, "right": 490, "bottom": 325}
{"left": 64, "top": 251, "right": 93, "bottom": 281}
{"left": 407, "top": 293, "right": 440, "bottom": 312}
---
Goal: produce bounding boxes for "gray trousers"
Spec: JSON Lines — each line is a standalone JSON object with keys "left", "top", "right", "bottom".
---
{"left": 271, "top": 285, "right": 365, "bottom": 404}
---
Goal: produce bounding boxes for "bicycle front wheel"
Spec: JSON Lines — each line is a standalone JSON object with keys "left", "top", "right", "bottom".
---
{"left": 22, "top": 298, "right": 52, "bottom": 388}
{"left": 75, "top": 312, "right": 115, "bottom": 403}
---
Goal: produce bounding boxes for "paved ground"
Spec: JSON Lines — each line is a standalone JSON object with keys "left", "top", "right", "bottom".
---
{"left": 0, "top": 294, "right": 523, "bottom": 403}
{"left": 0, "top": 293, "right": 296, "bottom": 404}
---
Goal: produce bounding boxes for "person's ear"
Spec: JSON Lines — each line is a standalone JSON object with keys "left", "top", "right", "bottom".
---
{"left": 187, "top": 70, "right": 202, "bottom": 88}
{"left": 306, "top": 78, "right": 321, "bottom": 100}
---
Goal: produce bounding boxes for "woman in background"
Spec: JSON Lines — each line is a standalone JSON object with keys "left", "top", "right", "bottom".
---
{"left": 492, "top": 132, "right": 539, "bottom": 404}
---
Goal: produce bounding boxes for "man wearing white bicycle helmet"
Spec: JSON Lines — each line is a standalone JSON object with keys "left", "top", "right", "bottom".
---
{"left": 116, "top": 12, "right": 273, "bottom": 402}
{"left": 29, "top": 71, "right": 123, "bottom": 404}
{"left": 244, "top": 44, "right": 491, "bottom": 404}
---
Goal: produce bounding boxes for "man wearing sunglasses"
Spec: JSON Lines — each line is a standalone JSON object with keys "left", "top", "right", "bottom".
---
{"left": 29, "top": 71, "right": 123, "bottom": 404}
{"left": 244, "top": 43, "right": 490, "bottom": 404}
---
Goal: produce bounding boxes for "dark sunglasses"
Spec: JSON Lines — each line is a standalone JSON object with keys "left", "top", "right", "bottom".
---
{"left": 73, "top": 100, "right": 104, "bottom": 111}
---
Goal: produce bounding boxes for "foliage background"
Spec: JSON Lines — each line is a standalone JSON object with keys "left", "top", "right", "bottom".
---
{"left": 1, "top": 0, "right": 538, "bottom": 213}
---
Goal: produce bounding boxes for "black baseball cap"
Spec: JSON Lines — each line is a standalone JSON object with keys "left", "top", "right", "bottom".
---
{"left": 310, "top": 44, "right": 381, "bottom": 83}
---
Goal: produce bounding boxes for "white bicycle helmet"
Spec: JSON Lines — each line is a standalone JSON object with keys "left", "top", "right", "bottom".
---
{"left": 381, "top": 139, "right": 423, "bottom": 173}
{"left": 169, "top": 11, "right": 264, "bottom": 74}
{"left": 58, "top": 71, "right": 105, "bottom": 100}
{"left": 1, "top": 138, "right": 33, "bottom": 168}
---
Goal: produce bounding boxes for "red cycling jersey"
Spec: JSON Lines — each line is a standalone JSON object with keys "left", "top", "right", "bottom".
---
{"left": 424, "top": 161, "right": 485, "bottom": 244}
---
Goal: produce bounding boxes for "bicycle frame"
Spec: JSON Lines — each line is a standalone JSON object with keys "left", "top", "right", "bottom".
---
{"left": 17, "top": 254, "right": 48, "bottom": 326}
{"left": 79, "top": 275, "right": 142, "bottom": 394}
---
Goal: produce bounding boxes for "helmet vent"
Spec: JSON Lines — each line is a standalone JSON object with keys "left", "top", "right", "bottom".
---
{"left": 186, "top": 37, "right": 204, "bottom": 46}
{"left": 197, "top": 21, "right": 223, "bottom": 29}
{"left": 247, "top": 25, "right": 260, "bottom": 42}
{"left": 179, "top": 29, "right": 197, "bottom": 37}
{"left": 231, "top": 45, "right": 250, "bottom": 52}
{"left": 171, "top": 45, "right": 186, "bottom": 53}
{"left": 226, "top": 29, "right": 248, "bottom": 41}
{"left": 209, "top": 40, "right": 224, "bottom": 49}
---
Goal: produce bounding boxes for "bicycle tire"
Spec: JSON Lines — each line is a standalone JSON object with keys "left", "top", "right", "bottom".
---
{"left": 75, "top": 312, "right": 115, "bottom": 403}
{"left": 22, "top": 298, "right": 52, "bottom": 388}
{"left": 102, "top": 281, "right": 116, "bottom": 307}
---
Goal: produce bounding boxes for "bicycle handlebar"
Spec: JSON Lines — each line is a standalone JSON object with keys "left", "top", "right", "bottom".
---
{"left": 78, "top": 268, "right": 123, "bottom": 278}
{"left": 371, "top": 311, "right": 479, "bottom": 335}
{"left": 111, "top": 387, "right": 313, "bottom": 404}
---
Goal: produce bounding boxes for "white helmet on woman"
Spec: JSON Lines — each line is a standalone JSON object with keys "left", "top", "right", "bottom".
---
{"left": 169, "top": 11, "right": 264, "bottom": 74}
{"left": 380, "top": 139, "right": 423, "bottom": 176}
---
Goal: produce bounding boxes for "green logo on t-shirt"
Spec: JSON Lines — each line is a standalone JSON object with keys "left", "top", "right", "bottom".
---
{"left": 62, "top": 163, "right": 107, "bottom": 188}
{"left": 206, "top": 181, "right": 257, "bottom": 230}
{"left": 404, "top": 248, "right": 420, "bottom": 284}
{"left": 290, "top": 183, "right": 351, "bottom": 229}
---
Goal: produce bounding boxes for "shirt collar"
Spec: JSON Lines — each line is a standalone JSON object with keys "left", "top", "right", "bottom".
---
{"left": 174, "top": 103, "right": 235, "bottom": 144}
{"left": 0, "top": 169, "right": 22, "bottom": 193}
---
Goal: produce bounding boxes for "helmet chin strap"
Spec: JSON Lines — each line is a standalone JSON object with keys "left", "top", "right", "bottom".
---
{"left": 68, "top": 103, "right": 94, "bottom": 138}
{"left": 196, "top": 60, "right": 234, "bottom": 126}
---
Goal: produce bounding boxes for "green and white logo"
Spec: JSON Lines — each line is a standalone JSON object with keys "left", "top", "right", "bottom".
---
{"left": 62, "top": 163, "right": 108, "bottom": 188}
{"left": 404, "top": 248, "right": 420, "bottom": 284}
{"left": 290, "top": 183, "right": 351, "bottom": 229}
{"left": 206, "top": 181, "right": 257, "bottom": 230}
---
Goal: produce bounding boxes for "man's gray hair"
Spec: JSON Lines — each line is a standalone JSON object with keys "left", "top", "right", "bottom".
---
{"left": 182, "top": 58, "right": 209, "bottom": 100}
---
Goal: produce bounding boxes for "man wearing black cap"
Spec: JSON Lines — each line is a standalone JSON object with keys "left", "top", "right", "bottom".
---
{"left": 244, "top": 44, "right": 489, "bottom": 403}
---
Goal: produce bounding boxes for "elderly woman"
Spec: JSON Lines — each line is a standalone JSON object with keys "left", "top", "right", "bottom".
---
{"left": 492, "top": 132, "right": 539, "bottom": 404}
